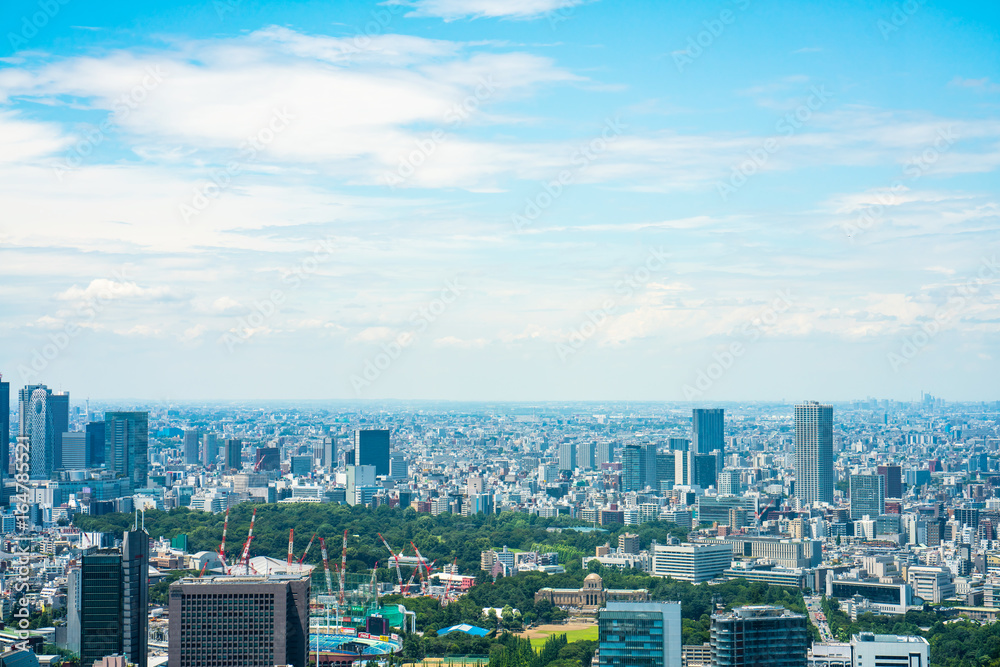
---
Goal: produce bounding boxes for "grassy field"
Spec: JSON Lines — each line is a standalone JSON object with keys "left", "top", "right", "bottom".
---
{"left": 522, "top": 623, "right": 598, "bottom": 648}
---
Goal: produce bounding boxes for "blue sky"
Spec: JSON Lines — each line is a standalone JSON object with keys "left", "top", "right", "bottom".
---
{"left": 1, "top": 0, "right": 998, "bottom": 401}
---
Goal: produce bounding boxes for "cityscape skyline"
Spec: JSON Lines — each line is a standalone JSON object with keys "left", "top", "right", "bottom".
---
{"left": 2, "top": 0, "right": 998, "bottom": 401}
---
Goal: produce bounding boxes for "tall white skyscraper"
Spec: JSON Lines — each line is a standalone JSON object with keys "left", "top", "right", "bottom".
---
{"left": 794, "top": 401, "right": 834, "bottom": 505}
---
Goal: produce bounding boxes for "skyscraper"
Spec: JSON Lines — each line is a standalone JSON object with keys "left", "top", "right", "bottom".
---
{"left": 577, "top": 441, "right": 596, "bottom": 470}
{"left": 559, "top": 441, "right": 577, "bottom": 471}
{"left": 850, "top": 474, "right": 885, "bottom": 520}
{"left": 19, "top": 384, "right": 69, "bottom": 479}
{"left": 710, "top": 606, "right": 807, "bottom": 667}
{"left": 203, "top": 433, "right": 219, "bottom": 466}
{"left": 122, "top": 526, "right": 149, "bottom": 667}
{"left": 320, "top": 436, "right": 336, "bottom": 469}
{"left": 355, "top": 429, "right": 390, "bottom": 476}
{"left": 105, "top": 412, "right": 148, "bottom": 488}
{"left": 692, "top": 408, "right": 724, "bottom": 454}
{"left": 78, "top": 550, "right": 123, "bottom": 665}
{"left": 225, "top": 438, "right": 242, "bottom": 470}
{"left": 0, "top": 375, "right": 8, "bottom": 504}
{"left": 622, "top": 444, "right": 657, "bottom": 492}
{"left": 793, "top": 402, "right": 834, "bottom": 505}
{"left": 877, "top": 464, "right": 902, "bottom": 498}
{"left": 597, "top": 441, "right": 617, "bottom": 466}
{"left": 183, "top": 429, "right": 200, "bottom": 465}
{"left": 690, "top": 453, "right": 717, "bottom": 490}
{"left": 86, "top": 420, "right": 106, "bottom": 467}
{"left": 168, "top": 574, "right": 310, "bottom": 667}
{"left": 596, "top": 601, "right": 682, "bottom": 667}
{"left": 61, "top": 432, "right": 88, "bottom": 469}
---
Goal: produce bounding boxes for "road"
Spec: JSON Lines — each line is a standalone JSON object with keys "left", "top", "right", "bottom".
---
{"left": 805, "top": 595, "right": 835, "bottom": 643}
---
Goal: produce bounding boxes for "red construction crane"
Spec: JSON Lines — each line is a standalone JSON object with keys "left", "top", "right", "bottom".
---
{"left": 286, "top": 529, "right": 295, "bottom": 568}
{"left": 443, "top": 557, "right": 458, "bottom": 602}
{"left": 339, "top": 529, "right": 348, "bottom": 605}
{"left": 320, "top": 537, "right": 334, "bottom": 596}
{"left": 378, "top": 533, "right": 404, "bottom": 591}
{"left": 253, "top": 450, "right": 265, "bottom": 472}
{"left": 410, "top": 541, "right": 433, "bottom": 581}
{"left": 217, "top": 507, "right": 230, "bottom": 571}
{"left": 404, "top": 566, "right": 418, "bottom": 596}
{"left": 199, "top": 560, "right": 209, "bottom": 577}
{"left": 371, "top": 561, "right": 379, "bottom": 606}
{"left": 298, "top": 533, "right": 317, "bottom": 564}
{"left": 236, "top": 507, "right": 257, "bottom": 574}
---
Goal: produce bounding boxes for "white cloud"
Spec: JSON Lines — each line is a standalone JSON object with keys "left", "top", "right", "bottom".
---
{"left": 405, "top": 0, "right": 586, "bottom": 21}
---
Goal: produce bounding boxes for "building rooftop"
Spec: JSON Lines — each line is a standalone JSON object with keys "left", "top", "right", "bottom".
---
{"left": 853, "top": 633, "right": 929, "bottom": 644}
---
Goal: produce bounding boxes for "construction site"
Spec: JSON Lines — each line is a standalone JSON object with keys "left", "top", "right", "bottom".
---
{"left": 206, "top": 510, "right": 467, "bottom": 665}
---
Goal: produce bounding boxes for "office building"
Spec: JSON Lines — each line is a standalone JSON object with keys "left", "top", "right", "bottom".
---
{"left": 876, "top": 465, "right": 902, "bottom": 498}
{"left": 668, "top": 437, "right": 690, "bottom": 452}
{"left": 122, "top": 527, "right": 149, "bottom": 667}
{"left": 710, "top": 606, "right": 807, "bottom": 667}
{"left": 851, "top": 634, "right": 928, "bottom": 667}
{"left": 651, "top": 543, "right": 731, "bottom": 583}
{"left": 78, "top": 550, "right": 123, "bottom": 666}
{"left": 696, "top": 496, "right": 759, "bottom": 527}
{"left": 674, "top": 450, "right": 689, "bottom": 486}
{"left": 87, "top": 421, "right": 106, "bottom": 467}
{"left": 290, "top": 455, "right": 312, "bottom": 477}
{"left": 692, "top": 408, "right": 724, "bottom": 454}
{"left": 906, "top": 566, "right": 955, "bottom": 603}
{"left": 183, "top": 429, "right": 200, "bottom": 465}
{"left": 794, "top": 402, "right": 834, "bottom": 505}
{"left": 714, "top": 536, "right": 822, "bottom": 569}
{"left": 656, "top": 454, "right": 674, "bottom": 490}
{"left": 203, "top": 433, "right": 219, "bottom": 466}
{"left": 717, "top": 470, "right": 743, "bottom": 496}
{"left": 619, "top": 533, "right": 640, "bottom": 554}
{"left": 74, "top": 525, "right": 148, "bottom": 667}
{"left": 105, "top": 412, "right": 148, "bottom": 488}
{"left": 850, "top": 474, "right": 885, "bottom": 521}
{"left": 320, "top": 436, "right": 336, "bottom": 469}
{"left": 168, "top": 574, "right": 310, "bottom": 667}
{"left": 0, "top": 376, "right": 7, "bottom": 503}
{"left": 622, "top": 444, "right": 657, "bottom": 492}
{"left": 559, "top": 442, "right": 577, "bottom": 471}
{"left": 224, "top": 439, "right": 242, "bottom": 471}
{"left": 389, "top": 453, "right": 408, "bottom": 481}
{"left": 690, "top": 453, "right": 717, "bottom": 489}
{"left": 346, "top": 465, "right": 376, "bottom": 506}
{"left": 597, "top": 441, "right": 617, "bottom": 466}
{"left": 355, "top": 429, "right": 390, "bottom": 476}
{"left": 596, "top": 601, "right": 681, "bottom": 667}
{"left": 61, "top": 432, "right": 88, "bottom": 469}
{"left": 577, "top": 441, "right": 596, "bottom": 470}
{"left": 255, "top": 447, "right": 280, "bottom": 472}
{"left": 20, "top": 384, "right": 69, "bottom": 479}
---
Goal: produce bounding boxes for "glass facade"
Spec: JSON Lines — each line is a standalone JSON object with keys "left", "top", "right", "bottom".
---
{"left": 80, "top": 553, "right": 123, "bottom": 666}
{"left": 597, "top": 602, "right": 681, "bottom": 667}
{"left": 710, "top": 606, "right": 807, "bottom": 667}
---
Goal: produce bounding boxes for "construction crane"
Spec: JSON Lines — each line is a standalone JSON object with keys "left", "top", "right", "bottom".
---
{"left": 339, "top": 529, "right": 348, "bottom": 605}
{"left": 286, "top": 529, "right": 294, "bottom": 568}
{"left": 199, "top": 560, "right": 209, "bottom": 577}
{"left": 378, "top": 533, "right": 404, "bottom": 592}
{"left": 370, "top": 561, "right": 379, "bottom": 606}
{"left": 217, "top": 507, "right": 230, "bottom": 571}
{"left": 320, "top": 537, "right": 334, "bottom": 596}
{"left": 404, "top": 566, "right": 418, "bottom": 596}
{"left": 298, "top": 533, "right": 317, "bottom": 564}
{"left": 410, "top": 541, "right": 433, "bottom": 583}
{"left": 236, "top": 508, "right": 257, "bottom": 574}
{"left": 442, "top": 557, "right": 458, "bottom": 602}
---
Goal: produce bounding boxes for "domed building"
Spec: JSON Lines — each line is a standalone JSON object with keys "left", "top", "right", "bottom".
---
{"left": 534, "top": 573, "right": 649, "bottom": 613}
